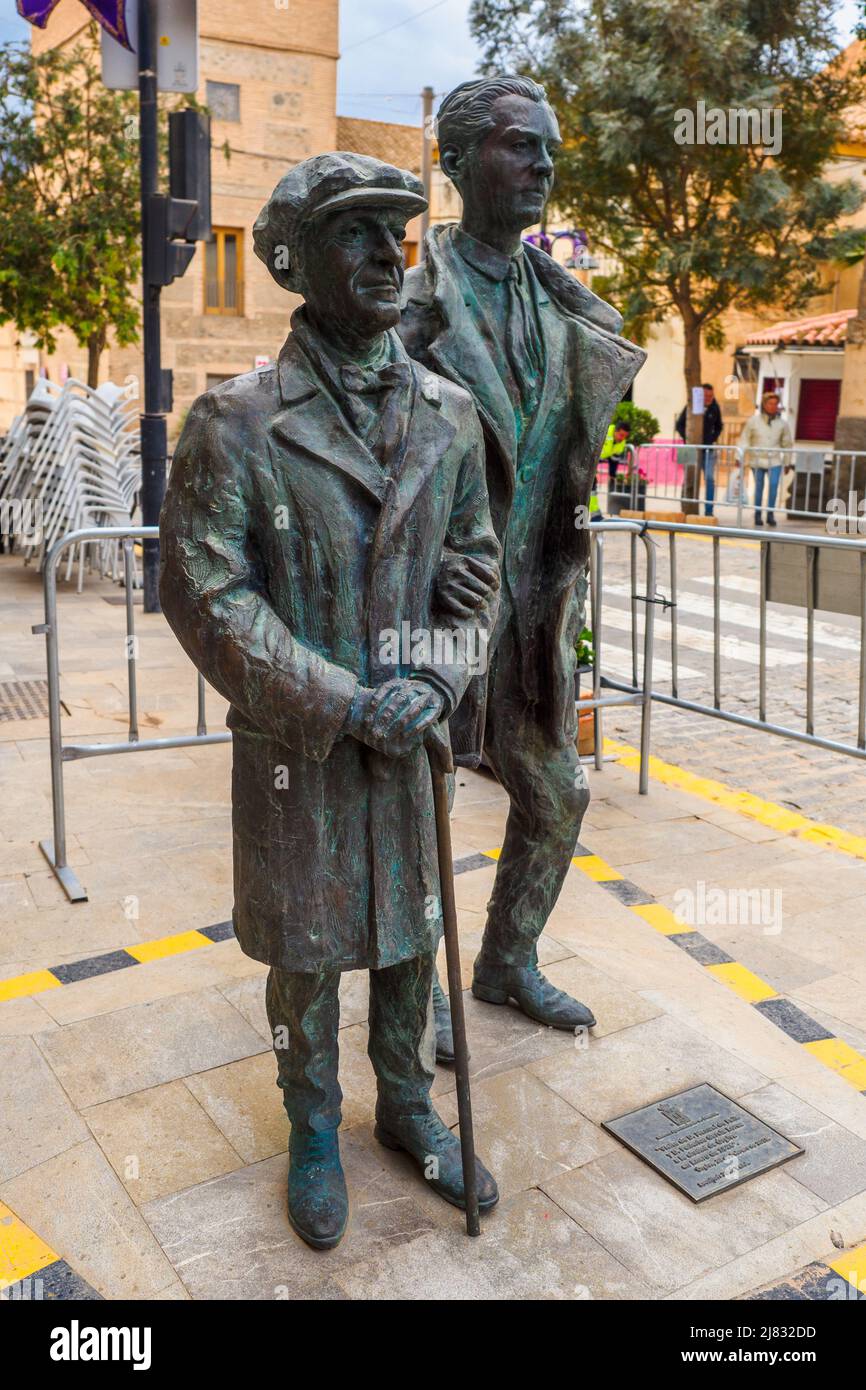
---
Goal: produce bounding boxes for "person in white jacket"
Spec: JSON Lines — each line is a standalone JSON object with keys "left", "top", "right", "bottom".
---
{"left": 738, "top": 391, "right": 794, "bottom": 526}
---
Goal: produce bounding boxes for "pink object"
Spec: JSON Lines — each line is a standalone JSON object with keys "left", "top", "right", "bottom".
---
{"left": 636, "top": 439, "right": 683, "bottom": 486}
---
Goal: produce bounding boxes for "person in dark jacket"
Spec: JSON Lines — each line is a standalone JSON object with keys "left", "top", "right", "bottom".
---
{"left": 676, "top": 383, "right": 723, "bottom": 516}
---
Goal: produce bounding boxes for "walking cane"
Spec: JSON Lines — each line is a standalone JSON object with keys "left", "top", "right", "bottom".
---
{"left": 425, "top": 727, "right": 481, "bottom": 1237}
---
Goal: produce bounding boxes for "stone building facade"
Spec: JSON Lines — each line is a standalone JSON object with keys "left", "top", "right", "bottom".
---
{"left": 3, "top": 0, "right": 433, "bottom": 438}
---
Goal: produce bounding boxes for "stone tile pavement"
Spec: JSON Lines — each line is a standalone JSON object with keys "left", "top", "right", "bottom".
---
{"left": 1, "top": 553, "right": 866, "bottom": 1301}
{"left": 598, "top": 525, "right": 866, "bottom": 835}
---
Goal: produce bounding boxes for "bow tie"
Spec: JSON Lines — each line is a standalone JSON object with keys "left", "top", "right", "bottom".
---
{"left": 340, "top": 362, "right": 411, "bottom": 395}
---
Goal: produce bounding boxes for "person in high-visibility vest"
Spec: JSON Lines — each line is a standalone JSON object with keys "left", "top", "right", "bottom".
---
{"left": 594, "top": 419, "right": 631, "bottom": 517}
{"left": 600, "top": 420, "right": 631, "bottom": 489}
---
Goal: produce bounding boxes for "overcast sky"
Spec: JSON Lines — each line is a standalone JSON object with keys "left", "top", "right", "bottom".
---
{"left": 0, "top": 0, "right": 861, "bottom": 126}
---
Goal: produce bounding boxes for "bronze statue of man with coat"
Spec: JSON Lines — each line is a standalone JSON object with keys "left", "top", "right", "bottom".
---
{"left": 159, "top": 153, "right": 500, "bottom": 1251}
{"left": 400, "top": 77, "right": 646, "bottom": 1056}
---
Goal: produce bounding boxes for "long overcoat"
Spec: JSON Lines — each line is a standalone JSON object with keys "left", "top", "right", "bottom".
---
{"left": 400, "top": 226, "right": 646, "bottom": 763}
{"left": 159, "top": 330, "right": 499, "bottom": 973}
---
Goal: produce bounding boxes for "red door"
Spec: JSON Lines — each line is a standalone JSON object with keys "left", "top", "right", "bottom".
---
{"left": 795, "top": 379, "right": 841, "bottom": 441}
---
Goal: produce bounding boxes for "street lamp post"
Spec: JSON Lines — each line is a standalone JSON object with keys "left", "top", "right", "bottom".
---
{"left": 138, "top": 0, "right": 165, "bottom": 613}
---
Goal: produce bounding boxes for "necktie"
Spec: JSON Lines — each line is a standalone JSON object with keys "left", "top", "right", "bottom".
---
{"left": 505, "top": 261, "right": 544, "bottom": 422}
{"left": 340, "top": 362, "right": 411, "bottom": 395}
{"left": 339, "top": 361, "right": 412, "bottom": 465}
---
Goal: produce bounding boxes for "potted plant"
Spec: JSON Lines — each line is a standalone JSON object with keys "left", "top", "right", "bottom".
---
{"left": 574, "top": 626, "right": 596, "bottom": 755}
{"left": 608, "top": 461, "right": 648, "bottom": 514}
{"left": 606, "top": 401, "right": 659, "bottom": 514}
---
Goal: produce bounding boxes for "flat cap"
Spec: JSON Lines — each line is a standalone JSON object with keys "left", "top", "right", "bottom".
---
{"left": 253, "top": 152, "right": 427, "bottom": 293}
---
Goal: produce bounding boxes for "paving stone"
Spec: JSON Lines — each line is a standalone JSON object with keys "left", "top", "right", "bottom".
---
{"left": 431, "top": 988, "right": 576, "bottom": 1102}
{"left": 0, "top": 996, "right": 58, "bottom": 1036}
{"left": 37, "top": 988, "right": 269, "bottom": 1108}
{"left": 542, "top": 1147, "right": 826, "bottom": 1295}
{"left": 754, "top": 998, "right": 834, "bottom": 1044}
{"left": 528, "top": 1013, "right": 769, "bottom": 1125}
{"left": 436, "top": 1066, "right": 617, "bottom": 1200}
{"left": 83, "top": 1080, "right": 244, "bottom": 1204}
{"left": 0, "top": 1139, "right": 178, "bottom": 1299}
{"left": 0, "top": 1036, "right": 88, "bottom": 1183}
{"left": 141, "top": 1131, "right": 443, "bottom": 1301}
{"left": 541, "top": 954, "right": 662, "bottom": 1039}
{"left": 738, "top": 1083, "right": 866, "bottom": 1206}
{"left": 789, "top": 972, "right": 866, "bottom": 1035}
{"left": 184, "top": 1053, "right": 288, "bottom": 1165}
{"left": 331, "top": 1187, "right": 652, "bottom": 1300}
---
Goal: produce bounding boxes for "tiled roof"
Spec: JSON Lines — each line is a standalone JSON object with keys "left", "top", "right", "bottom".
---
{"left": 745, "top": 308, "right": 856, "bottom": 346}
{"left": 335, "top": 117, "right": 423, "bottom": 175}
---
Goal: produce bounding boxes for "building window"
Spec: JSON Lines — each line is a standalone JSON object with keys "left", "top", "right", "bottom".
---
{"left": 206, "top": 373, "right": 236, "bottom": 390}
{"left": 205, "top": 229, "right": 244, "bottom": 316}
{"left": 24, "top": 368, "right": 35, "bottom": 399}
{"left": 206, "top": 80, "right": 240, "bottom": 122}
{"left": 733, "top": 354, "right": 760, "bottom": 386}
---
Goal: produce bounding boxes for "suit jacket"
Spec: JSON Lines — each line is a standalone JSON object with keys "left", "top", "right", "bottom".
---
{"left": 159, "top": 326, "right": 499, "bottom": 972}
{"left": 400, "top": 225, "right": 646, "bottom": 761}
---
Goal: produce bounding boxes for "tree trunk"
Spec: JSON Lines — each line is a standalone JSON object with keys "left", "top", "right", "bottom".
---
{"left": 87, "top": 332, "right": 105, "bottom": 390}
{"left": 681, "top": 315, "right": 703, "bottom": 515}
{"left": 833, "top": 260, "right": 866, "bottom": 497}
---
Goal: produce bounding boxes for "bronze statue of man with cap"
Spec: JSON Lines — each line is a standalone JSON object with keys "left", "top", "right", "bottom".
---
{"left": 400, "top": 77, "right": 646, "bottom": 1058}
{"left": 159, "top": 153, "right": 500, "bottom": 1251}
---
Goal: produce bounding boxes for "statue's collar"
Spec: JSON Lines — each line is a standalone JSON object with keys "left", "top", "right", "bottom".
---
{"left": 452, "top": 226, "right": 524, "bottom": 283}
{"left": 278, "top": 310, "right": 406, "bottom": 406}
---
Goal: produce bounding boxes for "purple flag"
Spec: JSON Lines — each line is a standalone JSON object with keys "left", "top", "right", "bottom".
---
{"left": 17, "top": 0, "right": 133, "bottom": 51}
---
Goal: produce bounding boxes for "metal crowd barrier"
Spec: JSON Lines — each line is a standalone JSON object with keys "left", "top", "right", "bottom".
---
{"left": 579, "top": 520, "right": 658, "bottom": 794}
{"left": 34, "top": 525, "right": 230, "bottom": 902}
{"left": 33, "top": 519, "right": 866, "bottom": 903}
{"left": 593, "top": 518, "right": 866, "bottom": 763}
{"left": 603, "top": 442, "right": 866, "bottom": 527}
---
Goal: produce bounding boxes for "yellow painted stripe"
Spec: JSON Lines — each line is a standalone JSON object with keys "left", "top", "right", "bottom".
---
{"left": 705, "top": 961, "right": 778, "bottom": 1003}
{"left": 125, "top": 930, "right": 212, "bottom": 963}
{"left": 630, "top": 902, "right": 694, "bottom": 935}
{"left": 0, "top": 969, "right": 62, "bottom": 1003}
{"left": 483, "top": 848, "right": 501, "bottom": 860}
{"left": 0, "top": 1201, "right": 59, "bottom": 1288}
{"left": 803, "top": 1038, "right": 866, "bottom": 1091}
{"left": 603, "top": 738, "right": 866, "bottom": 862}
{"left": 572, "top": 854, "right": 623, "bottom": 882}
{"left": 827, "top": 1242, "right": 866, "bottom": 1294}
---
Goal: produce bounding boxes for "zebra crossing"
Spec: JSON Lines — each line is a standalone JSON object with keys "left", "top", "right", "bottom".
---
{"left": 596, "top": 602, "right": 814, "bottom": 675}
{"left": 593, "top": 567, "right": 862, "bottom": 687}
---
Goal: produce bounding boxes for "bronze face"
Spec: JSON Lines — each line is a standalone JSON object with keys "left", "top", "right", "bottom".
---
{"left": 452, "top": 94, "right": 561, "bottom": 236}
{"left": 301, "top": 208, "right": 408, "bottom": 343}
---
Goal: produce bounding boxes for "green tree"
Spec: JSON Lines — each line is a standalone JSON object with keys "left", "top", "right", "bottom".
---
{"left": 0, "top": 31, "right": 140, "bottom": 389}
{"left": 469, "top": 0, "right": 865, "bottom": 442}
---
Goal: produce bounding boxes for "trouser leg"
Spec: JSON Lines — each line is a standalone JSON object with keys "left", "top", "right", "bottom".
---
{"left": 754, "top": 467, "right": 765, "bottom": 516}
{"left": 479, "top": 621, "right": 589, "bottom": 968}
{"left": 266, "top": 964, "right": 342, "bottom": 1134}
{"left": 767, "top": 465, "right": 781, "bottom": 513}
{"left": 703, "top": 449, "right": 715, "bottom": 514}
{"left": 369, "top": 951, "right": 436, "bottom": 1119}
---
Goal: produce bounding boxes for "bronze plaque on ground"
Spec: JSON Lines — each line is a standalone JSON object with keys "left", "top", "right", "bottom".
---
{"left": 603, "top": 1084, "right": 803, "bottom": 1202}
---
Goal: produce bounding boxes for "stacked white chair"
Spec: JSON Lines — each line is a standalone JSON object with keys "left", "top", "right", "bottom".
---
{"left": 0, "top": 377, "right": 140, "bottom": 588}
